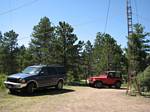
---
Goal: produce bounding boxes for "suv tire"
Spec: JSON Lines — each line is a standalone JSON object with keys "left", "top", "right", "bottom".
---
{"left": 94, "top": 81, "right": 103, "bottom": 88}
{"left": 26, "top": 83, "right": 35, "bottom": 94}
{"left": 9, "top": 89, "right": 17, "bottom": 94}
{"left": 56, "top": 80, "right": 63, "bottom": 90}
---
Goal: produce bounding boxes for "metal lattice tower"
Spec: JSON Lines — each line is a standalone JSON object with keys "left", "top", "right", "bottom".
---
{"left": 126, "top": 0, "right": 133, "bottom": 95}
{"left": 126, "top": 0, "right": 141, "bottom": 95}
{"left": 127, "top": 0, "right": 133, "bottom": 36}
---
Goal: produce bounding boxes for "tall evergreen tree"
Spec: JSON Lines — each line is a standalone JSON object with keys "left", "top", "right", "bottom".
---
{"left": 93, "top": 33, "right": 123, "bottom": 74}
{"left": 56, "top": 21, "right": 84, "bottom": 80}
{"left": 82, "top": 40, "right": 93, "bottom": 79}
{"left": 17, "top": 45, "right": 34, "bottom": 71}
{"left": 56, "top": 21, "right": 77, "bottom": 68}
{"left": 127, "top": 24, "right": 150, "bottom": 73}
{"left": 0, "top": 32, "right": 2, "bottom": 45}
{"left": 1, "top": 30, "right": 19, "bottom": 74}
{"left": 0, "top": 32, "right": 3, "bottom": 73}
{"left": 30, "top": 17, "right": 55, "bottom": 64}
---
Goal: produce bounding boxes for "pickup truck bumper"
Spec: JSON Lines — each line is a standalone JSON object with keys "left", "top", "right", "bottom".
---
{"left": 87, "top": 80, "right": 95, "bottom": 87}
{"left": 4, "top": 81, "right": 27, "bottom": 89}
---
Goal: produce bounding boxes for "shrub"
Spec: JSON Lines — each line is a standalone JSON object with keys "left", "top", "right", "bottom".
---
{"left": 0, "top": 74, "right": 6, "bottom": 89}
{"left": 138, "top": 66, "right": 150, "bottom": 92}
{"left": 66, "top": 71, "right": 74, "bottom": 84}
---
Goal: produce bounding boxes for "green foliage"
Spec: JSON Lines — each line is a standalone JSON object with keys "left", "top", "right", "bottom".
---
{"left": 127, "top": 24, "right": 150, "bottom": 73}
{"left": 0, "top": 30, "right": 19, "bottom": 74}
{"left": 138, "top": 66, "right": 150, "bottom": 92}
{"left": 82, "top": 40, "right": 94, "bottom": 78}
{"left": 125, "top": 24, "right": 150, "bottom": 95}
{"left": 56, "top": 21, "right": 84, "bottom": 80}
{"left": 0, "top": 32, "right": 3, "bottom": 72}
{"left": 93, "top": 33, "right": 123, "bottom": 74}
{"left": 0, "top": 17, "right": 85, "bottom": 82}
{"left": 56, "top": 21, "right": 79, "bottom": 64}
{"left": 66, "top": 71, "right": 74, "bottom": 83}
{"left": 30, "top": 17, "right": 55, "bottom": 64}
{"left": 0, "top": 17, "right": 149, "bottom": 87}
{"left": 0, "top": 74, "right": 6, "bottom": 89}
{"left": 17, "top": 46, "right": 34, "bottom": 71}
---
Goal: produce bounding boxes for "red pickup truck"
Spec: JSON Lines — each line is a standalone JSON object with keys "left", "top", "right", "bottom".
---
{"left": 87, "top": 71, "right": 122, "bottom": 89}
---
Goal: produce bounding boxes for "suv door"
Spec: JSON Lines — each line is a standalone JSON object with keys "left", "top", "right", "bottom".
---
{"left": 56, "top": 67, "right": 66, "bottom": 79}
{"left": 36, "top": 67, "right": 49, "bottom": 87}
{"left": 47, "top": 67, "right": 58, "bottom": 86}
{"left": 106, "top": 72, "right": 122, "bottom": 85}
{"left": 105, "top": 72, "right": 117, "bottom": 85}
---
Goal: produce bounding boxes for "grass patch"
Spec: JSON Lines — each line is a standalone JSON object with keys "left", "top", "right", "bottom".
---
{"left": 67, "top": 80, "right": 87, "bottom": 86}
{"left": 122, "top": 83, "right": 127, "bottom": 88}
{"left": 0, "top": 74, "right": 6, "bottom": 90}
{"left": 142, "top": 92, "right": 150, "bottom": 98}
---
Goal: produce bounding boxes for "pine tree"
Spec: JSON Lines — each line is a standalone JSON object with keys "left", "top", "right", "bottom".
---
{"left": 17, "top": 45, "right": 34, "bottom": 71}
{"left": 93, "top": 33, "right": 123, "bottom": 74}
{"left": 127, "top": 24, "right": 150, "bottom": 73}
{"left": 82, "top": 40, "right": 93, "bottom": 79}
{"left": 56, "top": 21, "right": 84, "bottom": 81}
{"left": 30, "top": 17, "right": 55, "bottom": 64}
{"left": 0, "top": 32, "right": 3, "bottom": 73}
{"left": 56, "top": 21, "right": 77, "bottom": 68}
{"left": 1, "top": 30, "right": 19, "bottom": 74}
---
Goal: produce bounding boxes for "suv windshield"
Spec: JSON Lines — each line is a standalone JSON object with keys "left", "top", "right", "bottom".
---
{"left": 22, "top": 66, "right": 41, "bottom": 75}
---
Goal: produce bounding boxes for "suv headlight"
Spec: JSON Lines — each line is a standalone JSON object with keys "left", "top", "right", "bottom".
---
{"left": 19, "top": 78, "right": 26, "bottom": 83}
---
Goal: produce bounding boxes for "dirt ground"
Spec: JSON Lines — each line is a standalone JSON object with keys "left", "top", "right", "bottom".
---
{"left": 0, "top": 86, "right": 150, "bottom": 112}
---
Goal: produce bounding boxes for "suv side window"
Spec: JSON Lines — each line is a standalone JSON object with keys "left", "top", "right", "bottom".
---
{"left": 47, "top": 67, "right": 57, "bottom": 75}
{"left": 40, "top": 67, "right": 48, "bottom": 75}
{"left": 57, "top": 67, "right": 65, "bottom": 75}
{"left": 108, "top": 72, "right": 121, "bottom": 78}
{"left": 108, "top": 72, "right": 115, "bottom": 78}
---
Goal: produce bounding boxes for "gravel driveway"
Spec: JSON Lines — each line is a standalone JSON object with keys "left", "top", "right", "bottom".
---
{"left": 0, "top": 86, "right": 150, "bottom": 112}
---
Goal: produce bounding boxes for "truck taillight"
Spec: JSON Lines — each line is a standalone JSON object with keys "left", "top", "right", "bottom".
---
{"left": 91, "top": 78, "right": 95, "bottom": 81}
{"left": 92, "top": 78, "right": 95, "bottom": 81}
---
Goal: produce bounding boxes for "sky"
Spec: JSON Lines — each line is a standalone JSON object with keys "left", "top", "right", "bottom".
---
{"left": 0, "top": 0, "right": 150, "bottom": 48}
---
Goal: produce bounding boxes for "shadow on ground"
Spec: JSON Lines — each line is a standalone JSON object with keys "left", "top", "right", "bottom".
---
{"left": 88, "top": 86, "right": 127, "bottom": 90}
{"left": 142, "top": 93, "right": 150, "bottom": 98}
{"left": 10, "top": 88, "right": 75, "bottom": 97}
{"left": 67, "top": 82, "right": 88, "bottom": 87}
{"left": 67, "top": 82, "right": 127, "bottom": 90}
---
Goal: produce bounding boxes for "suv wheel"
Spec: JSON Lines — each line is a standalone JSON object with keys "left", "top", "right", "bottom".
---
{"left": 115, "top": 82, "right": 121, "bottom": 89}
{"left": 9, "top": 89, "right": 17, "bottom": 94}
{"left": 94, "top": 81, "right": 103, "bottom": 88}
{"left": 56, "top": 80, "right": 63, "bottom": 90}
{"left": 26, "top": 83, "right": 35, "bottom": 94}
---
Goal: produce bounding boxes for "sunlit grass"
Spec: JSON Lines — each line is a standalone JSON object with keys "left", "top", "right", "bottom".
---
{"left": 0, "top": 74, "right": 6, "bottom": 90}
{"left": 122, "top": 83, "right": 127, "bottom": 88}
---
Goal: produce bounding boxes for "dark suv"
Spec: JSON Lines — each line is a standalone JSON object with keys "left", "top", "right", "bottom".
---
{"left": 4, "top": 65, "right": 66, "bottom": 94}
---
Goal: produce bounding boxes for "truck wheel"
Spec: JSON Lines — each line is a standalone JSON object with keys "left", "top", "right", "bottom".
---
{"left": 108, "top": 85, "right": 112, "bottom": 88}
{"left": 9, "top": 89, "right": 17, "bottom": 94}
{"left": 26, "top": 83, "right": 35, "bottom": 94}
{"left": 89, "top": 84, "right": 94, "bottom": 87}
{"left": 56, "top": 80, "right": 63, "bottom": 90}
{"left": 94, "top": 81, "right": 103, "bottom": 88}
{"left": 115, "top": 82, "right": 121, "bottom": 89}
